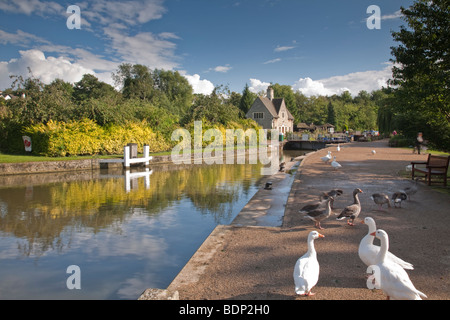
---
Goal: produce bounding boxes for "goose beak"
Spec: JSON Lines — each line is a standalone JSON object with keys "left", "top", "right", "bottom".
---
{"left": 361, "top": 220, "right": 365, "bottom": 224}
{"left": 318, "top": 233, "right": 325, "bottom": 238}
{"left": 370, "top": 232, "right": 376, "bottom": 236}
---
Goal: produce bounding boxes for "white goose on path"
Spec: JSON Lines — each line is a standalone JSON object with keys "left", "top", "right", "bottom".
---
{"left": 331, "top": 156, "right": 341, "bottom": 170}
{"left": 293, "top": 231, "right": 324, "bottom": 296}
{"left": 359, "top": 217, "right": 413, "bottom": 270}
{"left": 370, "top": 229, "right": 427, "bottom": 300}
{"left": 320, "top": 151, "right": 332, "bottom": 164}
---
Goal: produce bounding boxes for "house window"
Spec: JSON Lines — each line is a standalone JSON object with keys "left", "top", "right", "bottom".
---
{"left": 282, "top": 112, "right": 285, "bottom": 119}
{"left": 253, "top": 112, "right": 264, "bottom": 119}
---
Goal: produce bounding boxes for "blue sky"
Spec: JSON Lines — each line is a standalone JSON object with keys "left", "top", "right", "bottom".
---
{"left": 0, "top": 0, "right": 414, "bottom": 96}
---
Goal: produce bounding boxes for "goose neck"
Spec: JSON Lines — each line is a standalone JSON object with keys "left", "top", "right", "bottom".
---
{"left": 376, "top": 235, "right": 389, "bottom": 263}
{"left": 353, "top": 193, "right": 360, "bottom": 205}
{"left": 307, "top": 238, "right": 317, "bottom": 256}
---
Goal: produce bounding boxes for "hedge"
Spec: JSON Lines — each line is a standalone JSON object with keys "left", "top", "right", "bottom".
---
{"left": 23, "top": 119, "right": 172, "bottom": 157}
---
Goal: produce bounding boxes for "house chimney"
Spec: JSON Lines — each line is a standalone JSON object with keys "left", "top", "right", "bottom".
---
{"left": 267, "top": 86, "right": 274, "bottom": 101}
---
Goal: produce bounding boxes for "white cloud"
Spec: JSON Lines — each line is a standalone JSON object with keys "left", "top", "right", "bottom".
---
{"left": 274, "top": 46, "right": 295, "bottom": 52}
{"left": 317, "top": 65, "right": 392, "bottom": 96}
{"left": 250, "top": 64, "right": 393, "bottom": 98}
{"left": 80, "top": 0, "right": 166, "bottom": 26}
{"left": 0, "top": 49, "right": 95, "bottom": 89}
{"left": 248, "top": 79, "right": 271, "bottom": 94}
{"left": 263, "top": 58, "right": 281, "bottom": 64}
{"left": 292, "top": 77, "right": 339, "bottom": 97}
{"left": 381, "top": 10, "right": 403, "bottom": 20}
{"left": 212, "top": 65, "right": 232, "bottom": 73}
{"left": 183, "top": 74, "right": 215, "bottom": 95}
{"left": 0, "top": 0, "right": 64, "bottom": 16}
{"left": 0, "top": 29, "right": 51, "bottom": 46}
{"left": 103, "top": 28, "right": 179, "bottom": 70}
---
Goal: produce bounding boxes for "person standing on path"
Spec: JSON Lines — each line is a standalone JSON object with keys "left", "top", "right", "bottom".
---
{"left": 415, "top": 132, "right": 423, "bottom": 154}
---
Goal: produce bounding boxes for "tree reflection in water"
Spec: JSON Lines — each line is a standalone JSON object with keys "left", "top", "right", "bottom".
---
{"left": 0, "top": 162, "right": 270, "bottom": 299}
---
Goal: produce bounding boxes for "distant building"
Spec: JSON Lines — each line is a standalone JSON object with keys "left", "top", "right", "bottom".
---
{"left": 295, "top": 122, "right": 315, "bottom": 132}
{"left": 245, "top": 86, "right": 294, "bottom": 134}
{"left": 295, "top": 122, "right": 335, "bottom": 134}
{"left": 0, "top": 92, "right": 24, "bottom": 100}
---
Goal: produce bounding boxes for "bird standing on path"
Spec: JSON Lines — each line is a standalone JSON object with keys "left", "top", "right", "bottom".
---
{"left": 324, "top": 189, "right": 343, "bottom": 209}
{"left": 336, "top": 188, "right": 363, "bottom": 226}
{"left": 300, "top": 196, "right": 334, "bottom": 229}
{"left": 320, "top": 151, "right": 332, "bottom": 164}
{"left": 392, "top": 192, "right": 407, "bottom": 208}
{"left": 359, "top": 217, "right": 414, "bottom": 270}
{"left": 294, "top": 231, "right": 324, "bottom": 296}
{"left": 371, "top": 193, "right": 391, "bottom": 211}
{"left": 370, "top": 229, "right": 427, "bottom": 300}
{"left": 331, "top": 156, "right": 341, "bottom": 170}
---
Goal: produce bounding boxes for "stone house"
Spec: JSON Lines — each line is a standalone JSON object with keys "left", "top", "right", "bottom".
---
{"left": 245, "top": 86, "right": 294, "bottom": 134}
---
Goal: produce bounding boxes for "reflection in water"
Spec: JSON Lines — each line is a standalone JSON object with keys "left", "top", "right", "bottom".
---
{"left": 0, "top": 162, "right": 266, "bottom": 299}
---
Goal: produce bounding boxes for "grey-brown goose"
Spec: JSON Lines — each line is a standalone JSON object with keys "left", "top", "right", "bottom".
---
{"left": 371, "top": 193, "right": 391, "bottom": 210}
{"left": 300, "top": 196, "right": 334, "bottom": 229}
{"left": 324, "top": 189, "right": 343, "bottom": 209}
{"left": 392, "top": 192, "right": 407, "bottom": 208}
{"left": 336, "top": 188, "right": 363, "bottom": 226}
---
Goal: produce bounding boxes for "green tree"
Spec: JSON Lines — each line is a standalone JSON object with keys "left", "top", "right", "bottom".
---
{"left": 113, "top": 63, "right": 154, "bottom": 101}
{"left": 238, "top": 83, "right": 255, "bottom": 115}
{"left": 152, "top": 69, "right": 193, "bottom": 117}
{"left": 183, "top": 87, "right": 241, "bottom": 126}
{"left": 228, "top": 91, "right": 243, "bottom": 112}
{"left": 41, "top": 79, "right": 76, "bottom": 122}
{"left": 389, "top": 0, "right": 450, "bottom": 150}
{"left": 326, "top": 102, "right": 336, "bottom": 126}
{"left": 73, "top": 74, "right": 119, "bottom": 102}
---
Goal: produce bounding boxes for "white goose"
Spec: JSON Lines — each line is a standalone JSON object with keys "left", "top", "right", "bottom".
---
{"left": 320, "top": 151, "right": 332, "bottom": 164}
{"left": 293, "top": 231, "right": 324, "bottom": 296}
{"left": 359, "top": 217, "right": 413, "bottom": 270}
{"left": 370, "top": 229, "right": 427, "bottom": 300}
{"left": 331, "top": 156, "right": 341, "bottom": 170}
{"left": 337, "top": 144, "right": 341, "bottom": 152}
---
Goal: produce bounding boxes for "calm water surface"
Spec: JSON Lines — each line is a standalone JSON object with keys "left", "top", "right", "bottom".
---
{"left": 0, "top": 151, "right": 304, "bottom": 299}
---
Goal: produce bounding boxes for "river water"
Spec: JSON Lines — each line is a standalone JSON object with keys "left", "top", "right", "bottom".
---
{"left": 0, "top": 150, "right": 304, "bottom": 299}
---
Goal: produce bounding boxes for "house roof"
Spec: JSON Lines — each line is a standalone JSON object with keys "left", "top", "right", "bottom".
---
{"left": 257, "top": 97, "right": 294, "bottom": 120}
{"left": 296, "top": 122, "right": 315, "bottom": 129}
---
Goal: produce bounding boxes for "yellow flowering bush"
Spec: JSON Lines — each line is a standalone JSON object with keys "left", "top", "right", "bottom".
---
{"left": 24, "top": 119, "right": 172, "bottom": 156}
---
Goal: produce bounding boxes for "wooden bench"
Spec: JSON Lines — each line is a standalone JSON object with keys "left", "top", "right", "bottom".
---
{"left": 411, "top": 154, "right": 450, "bottom": 186}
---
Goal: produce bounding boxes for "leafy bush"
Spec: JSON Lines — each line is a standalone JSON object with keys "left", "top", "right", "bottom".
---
{"left": 24, "top": 119, "right": 172, "bottom": 157}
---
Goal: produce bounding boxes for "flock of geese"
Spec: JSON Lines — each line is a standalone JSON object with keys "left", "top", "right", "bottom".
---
{"left": 293, "top": 218, "right": 427, "bottom": 300}
{"left": 320, "top": 144, "right": 377, "bottom": 170}
{"left": 299, "top": 181, "right": 417, "bottom": 231}
{"left": 293, "top": 145, "right": 425, "bottom": 299}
